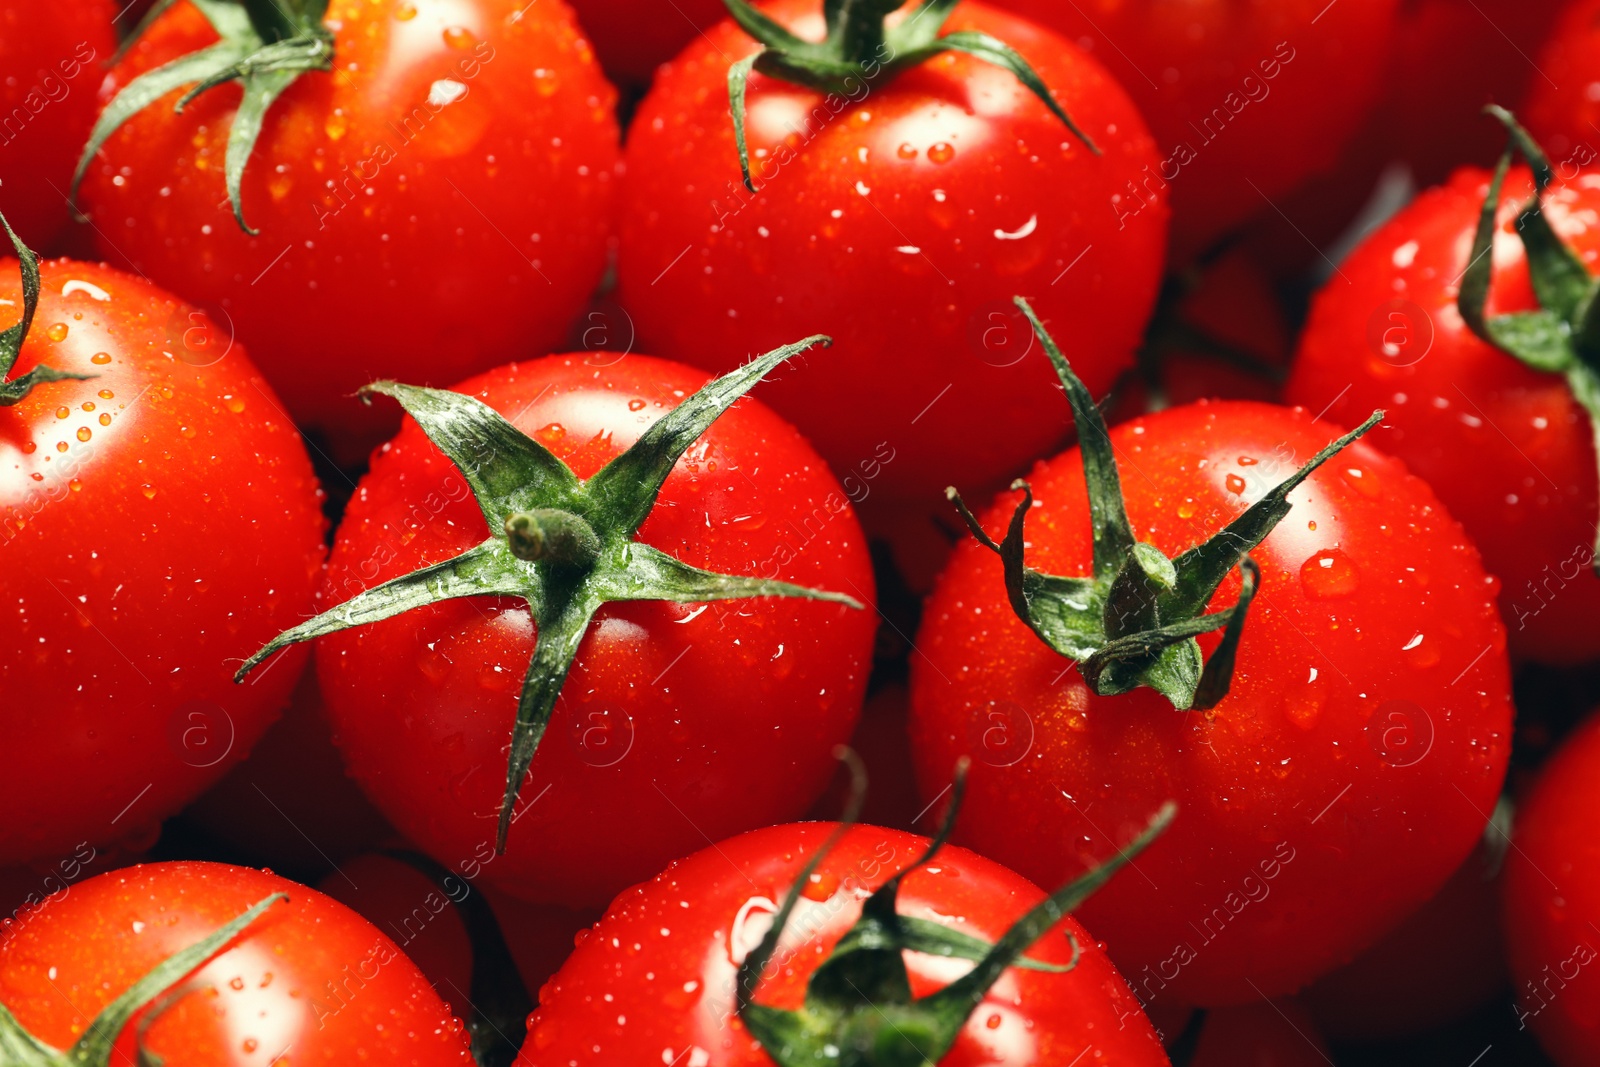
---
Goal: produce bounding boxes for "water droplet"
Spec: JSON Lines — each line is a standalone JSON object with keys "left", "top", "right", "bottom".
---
{"left": 324, "top": 111, "right": 348, "bottom": 141}
{"left": 54, "top": 406, "right": 69, "bottom": 420}
{"left": 1306, "top": 520, "right": 1317, "bottom": 531}
{"left": 45, "top": 323, "right": 68, "bottom": 342}
{"left": 76, "top": 427, "right": 91, "bottom": 443}
{"left": 81, "top": 401, "right": 94, "bottom": 412}
{"left": 928, "top": 142, "right": 955, "bottom": 164}
{"left": 1300, "top": 549, "right": 1359, "bottom": 599}
{"left": 1225, "top": 473, "right": 1246, "bottom": 495}
{"left": 395, "top": 1, "right": 418, "bottom": 19}
{"left": 897, "top": 142, "right": 918, "bottom": 160}
{"left": 1176, "top": 498, "right": 1196, "bottom": 519}
{"left": 985, "top": 1013, "right": 1003, "bottom": 1030}
{"left": 536, "top": 422, "right": 566, "bottom": 446}
{"left": 1342, "top": 466, "right": 1380, "bottom": 498}
{"left": 241, "top": 1038, "right": 258, "bottom": 1053}
{"left": 98, "top": 388, "right": 114, "bottom": 399}
{"left": 140, "top": 484, "right": 157, "bottom": 500}
{"left": 801, "top": 871, "right": 840, "bottom": 901}
{"left": 443, "top": 26, "right": 476, "bottom": 49}
{"left": 627, "top": 398, "right": 646, "bottom": 412}
{"left": 229, "top": 976, "right": 245, "bottom": 991}
{"left": 225, "top": 396, "right": 245, "bottom": 414}
{"left": 98, "top": 413, "right": 111, "bottom": 426}
{"left": 90, "top": 352, "right": 111, "bottom": 365}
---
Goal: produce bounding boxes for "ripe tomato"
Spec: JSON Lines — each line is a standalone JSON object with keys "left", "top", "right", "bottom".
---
{"left": 0, "top": 3, "right": 113, "bottom": 250}
{"left": 910, "top": 399, "right": 1513, "bottom": 1006}
{"left": 313, "top": 353, "right": 876, "bottom": 908}
{"left": 0, "top": 861, "right": 471, "bottom": 1065}
{"left": 993, "top": 0, "right": 1400, "bottom": 259}
{"left": 566, "top": 0, "right": 728, "bottom": 88}
{"left": 521, "top": 821, "right": 1168, "bottom": 1066}
{"left": 77, "top": 0, "right": 621, "bottom": 462}
{"left": 1524, "top": 0, "right": 1600, "bottom": 165}
{"left": 1286, "top": 163, "right": 1600, "bottom": 663}
{"left": 1, "top": 254, "right": 324, "bottom": 867}
{"left": 616, "top": 0, "right": 1166, "bottom": 505}
{"left": 180, "top": 664, "right": 393, "bottom": 881}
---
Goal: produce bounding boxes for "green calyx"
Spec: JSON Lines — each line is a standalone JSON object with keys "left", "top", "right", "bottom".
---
{"left": 234, "top": 336, "right": 863, "bottom": 854}
{"left": 0, "top": 213, "right": 94, "bottom": 407}
{"left": 0, "top": 894, "right": 285, "bottom": 1067}
{"left": 737, "top": 752, "right": 1175, "bottom": 1067}
{"left": 1459, "top": 105, "right": 1600, "bottom": 578}
{"left": 722, "top": 0, "right": 1098, "bottom": 192}
{"left": 72, "top": 0, "right": 334, "bottom": 235}
{"left": 947, "top": 297, "right": 1382, "bottom": 711}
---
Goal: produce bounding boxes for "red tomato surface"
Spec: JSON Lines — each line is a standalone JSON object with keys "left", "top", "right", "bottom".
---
{"left": 616, "top": 0, "right": 1167, "bottom": 505}
{"left": 0, "top": 862, "right": 471, "bottom": 1065}
{"left": 910, "top": 400, "right": 1513, "bottom": 1006}
{"left": 0, "top": 3, "right": 113, "bottom": 251}
{"left": 521, "top": 821, "right": 1169, "bottom": 1066}
{"left": 566, "top": 0, "right": 728, "bottom": 88}
{"left": 1192, "top": 998, "right": 1330, "bottom": 1066}
{"left": 78, "top": 0, "right": 621, "bottom": 461}
{"left": 316, "top": 353, "right": 877, "bottom": 908}
{"left": 1, "top": 258, "right": 324, "bottom": 866}
{"left": 994, "top": 0, "right": 1399, "bottom": 259}
{"left": 1304, "top": 828, "right": 1508, "bottom": 1041}
{"left": 181, "top": 664, "right": 393, "bottom": 880}
{"left": 1526, "top": 0, "right": 1600, "bottom": 164}
{"left": 1286, "top": 164, "right": 1600, "bottom": 663}
{"left": 1504, "top": 709, "right": 1600, "bottom": 1067}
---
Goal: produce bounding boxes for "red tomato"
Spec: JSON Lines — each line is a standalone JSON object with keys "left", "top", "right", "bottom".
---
{"left": 993, "top": 0, "right": 1400, "bottom": 259}
{"left": 180, "top": 664, "right": 393, "bottom": 880}
{"left": 808, "top": 683, "right": 925, "bottom": 832}
{"left": 318, "top": 853, "right": 594, "bottom": 1019}
{"left": 616, "top": 0, "right": 1166, "bottom": 505}
{"left": 0, "top": 3, "right": 113, "bottom": 250}
{"left": 566, "top": 0, "right": 728, "bottom": 88}
{"left": 77, "top": 0, "right": 621, "bottom": 462}
{"left": 1286, "top": 164, "right": 1600, "bottom": 663}
{"left": 1504, "top": 709, "right": 1600, "bottom": 1067}
{"left": 0, "top": 861, "right": 471, "bottom": 1065}
{"left": 1191, "top": 998, "right": 1330, "bottom": 1067}
{"left": 1525, "top": 0, "right": 1600, "bottom": 165}
{"left": 521, "top": 821, "right": 1168, "bottom": 1066}
{"left": 315, "top": 353, "right": 876, "bottom": 908}
{"left": 1, "top": 257, "right": 324, "bottom": 866}
{"left": 910, "top": 400, "right": 1513, "bottom": 1006}
{"left": 1304, "top": 822, "right": 1508, "bottom": 1041}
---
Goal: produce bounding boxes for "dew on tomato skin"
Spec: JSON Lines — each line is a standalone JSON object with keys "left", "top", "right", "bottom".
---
{"left": 1300, "top": 549, "right": 1360, "bottom": 599}
{"left": 44, "top": 323, "right": 67, "bottom": 342}
{"left": 54, "top": 406, "right": 69, "bottom": 420}
{"left": 928, "top": 142, "right": 956, "bottom": 164}
{"left": 140, "top": 485, "right": 157, "bottom": 499}
{"left": 1224, "top": 473, "right": 1247, "bottom": 495}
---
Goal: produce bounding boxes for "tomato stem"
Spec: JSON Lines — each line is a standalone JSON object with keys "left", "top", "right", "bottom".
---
{"left": 503, "top": 509, "right": 602, "bottom": 569}
{"left": 0, "top": 214, "right": 95, "bottom": 407}
{"left": 946, "top": 296, "right": 1381, "bottom": 711}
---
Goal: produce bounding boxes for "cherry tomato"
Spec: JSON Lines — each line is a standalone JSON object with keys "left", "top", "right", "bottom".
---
{"left": 180, "top": 663, "right": 393, "bottom": 881}
{"left": 1191, "top": 998, "right": 1330, "bottom": 1066}
{"left": 566, "top": 0, "right": 728, "bottom": 89}
{"left": 1, "top": 256, "right": 324, "bottom": 866}
{"left": 1286, "top": 164, "right": 1600, "bottom": 663}
{"left": 1503, "top": 709, "right": 1600, "bottom": 1067}
{"left": 1525, "top": 0, "right": 1600, "bottom": 166}
{"left": 77, "top": 0, "right": 621, "bottom": 462}
{"left": 993, "top": 0, "right": 1400, "bottom": 259}
{"left": 910, "top": 400, "right": 1513, "bottom": 1006}
{"left": 0, "top": 861, "right": 471, "bottom": 1065}
{"left": 522, "top": 821, "right": 1168, "bottom": 1066}
{"left": 0, "top": 3, "right": 113, "bottom": 250}
{"left": 315, "top": 353, "right": 876, "bottom": 908}
{"left": 1304, "top": 822, "right": 1508, "bottom": 1041}
{"left": 615, "top": 0, "right": 1166, "bottom": 505}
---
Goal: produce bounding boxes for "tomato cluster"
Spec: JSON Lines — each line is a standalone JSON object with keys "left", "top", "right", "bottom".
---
{"left": 3, "top": 2, "right": 1600, "bottom": 1065}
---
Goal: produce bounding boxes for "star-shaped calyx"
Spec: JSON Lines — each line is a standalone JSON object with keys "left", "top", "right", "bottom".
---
{"left": 0, "top": 214, "right": 94, "bottom": 406}
{"left": 736, "top": 753, "right": 1174, "bottom": 1067}
{"left": 946, "top": 297, "right": 1383, "bottom": 711}
{"left": 1458, "top": 106, "right": 1600, "bottom": 577}
{"left": 235, "top": 335, "right": 863, "bottom": 852}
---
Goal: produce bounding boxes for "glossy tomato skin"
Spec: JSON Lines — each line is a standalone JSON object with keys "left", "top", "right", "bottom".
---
{"left": 521, "top": 822, "right": 1169, "bottom": 1066}
{"left": 910, "top": 401, "right": 1513, "bottom": 1007}
{"left": 316, "top": 354, "right": 877, "bottom": 909}
{"left": 1286, "top": 165, "right": 1600, "bottom": 663}
{"left": 566, "top": 0, "right": 728, "bottom": 88}
{"left": 0, "top": 862, "right": 472, "bottom": 1065}
{"left": 616, "top": 0, "right": 1166, "bottom": 506}
{"left": 1525, "top": 0, "right": 1600, "bottom": 164}
{"left": 1504, "top": 710, "right": 1600, "bottom": 1067}
{"left": 994, "top": 0, "right": 1399, "bottom": 259}
{"left": 0, "top": 3, "right": 114, "bottom": 251}
{"left": 1, "top": 259, "right": 324, "bottom": 866}
{"left": 79, "top": 0, "right": 621, "bottom": 462}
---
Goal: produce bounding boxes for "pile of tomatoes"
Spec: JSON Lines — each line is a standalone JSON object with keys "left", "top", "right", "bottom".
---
{"left": 4, "top": 1, "right": 1600, "bottom": 1064}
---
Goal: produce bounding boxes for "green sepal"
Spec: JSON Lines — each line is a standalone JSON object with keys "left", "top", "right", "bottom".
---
{"left": 73, "top": 0, "right": 333, "bottom": 234}
{"left": 0, "top": 895, "right": 286, "bottom": 1067}
{"left": 0, "top": 213, "right": 94, "bottom": 406}
{"left": 237, "top": 337, "right": 862, "bottom": 855}
{"left": 720, "top": 0, "right": 1095, "bottom": 192}
{"left": 1457, "top": 107, "right": 1600, "bottom": 577}
{"left": 737, "top": 755, "right": 1175, "bottom": 1067}
{"left": 947, "top": 296, "right": 1380, "bottom": 711}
